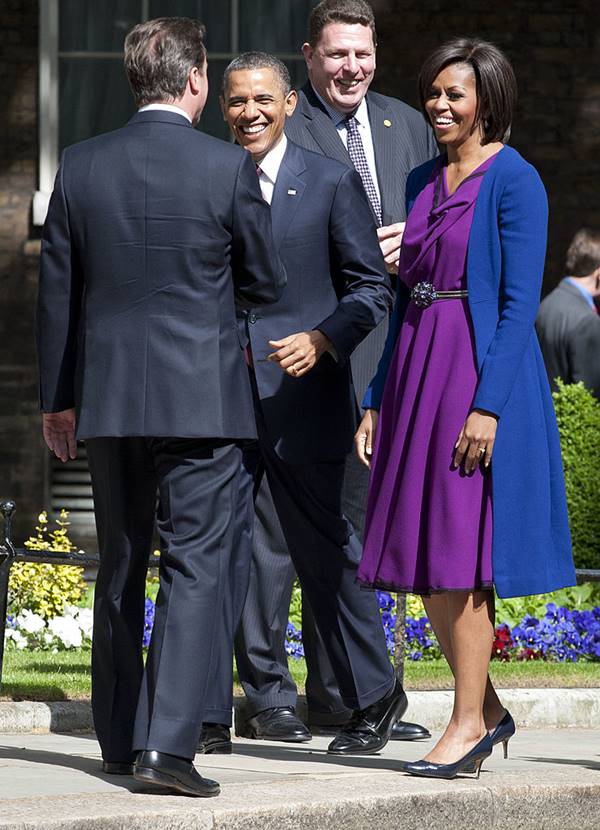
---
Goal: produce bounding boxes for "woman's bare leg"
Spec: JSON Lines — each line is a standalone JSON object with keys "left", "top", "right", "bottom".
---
{"left": 420, "top": 590, "right": 494, "bottom": 764}
{"left": 423, "top": 591, "right": 506, "bottom": 732}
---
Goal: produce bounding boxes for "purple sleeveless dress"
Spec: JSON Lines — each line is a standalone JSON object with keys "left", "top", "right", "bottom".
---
{"left": 357, "top": 155, "right": 498, "bottom": 594}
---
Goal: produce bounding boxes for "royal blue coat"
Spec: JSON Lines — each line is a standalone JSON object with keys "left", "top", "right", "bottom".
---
{"left": 363, "top": 146, "right": 576, "bottom": 598}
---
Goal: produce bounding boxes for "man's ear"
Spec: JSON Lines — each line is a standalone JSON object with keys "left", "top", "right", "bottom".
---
{"left": 189, "top": 65, "right": 203, "bottom": 95}
{"left": 301, "top": 42, "right": 313, "bottom": 69}
{"left": 285, "top": 89, "right": 298, "bottom": 117}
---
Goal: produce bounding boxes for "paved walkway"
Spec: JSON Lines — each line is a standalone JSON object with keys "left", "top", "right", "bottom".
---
{"left": 1, "top": 728, "right": 599, "bottom": 829}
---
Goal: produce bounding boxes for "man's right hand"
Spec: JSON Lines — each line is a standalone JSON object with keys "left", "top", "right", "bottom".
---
{"left": 355, "top": 408, "right": 379, "bottom": 468}
{"left": 42, "top": 409, "right": 77, "bottom": 462}
{"left": 377, "top": 222, "right": 405, "bottom": 275}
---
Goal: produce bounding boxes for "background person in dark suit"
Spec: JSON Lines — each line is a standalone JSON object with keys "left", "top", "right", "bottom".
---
{"left": 234, "top": 0, "right": 435, "bottom": 742}
{"left": 36, "top": 18, "right": 284, "bottom": 797}
{"left": 536, "top": 228, "right": 600, "bottom": 398}
{"left": 202, "top": 51, "right": 407, "bottom": 758}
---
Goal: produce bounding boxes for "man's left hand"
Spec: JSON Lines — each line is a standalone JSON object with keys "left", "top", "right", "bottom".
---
{"left": 42, "top": 409, "right": 77, "bottom": 463}
{"left": 377, "top": 222, "right": 406, "bottom": 275}
{"left": 267, "top": 330, "right": 331, "bottom": 377}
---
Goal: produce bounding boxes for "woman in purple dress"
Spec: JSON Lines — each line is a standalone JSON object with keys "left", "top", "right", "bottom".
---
{"left": 355, "top": 39, "right": 575, "bottom": 779}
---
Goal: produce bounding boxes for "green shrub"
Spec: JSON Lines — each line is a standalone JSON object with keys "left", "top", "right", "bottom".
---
{"left": 9, "top": 511, "right": 85, "bottom": 620}
{"left": 553, "top": 380, "right": 600, "bottom": 570}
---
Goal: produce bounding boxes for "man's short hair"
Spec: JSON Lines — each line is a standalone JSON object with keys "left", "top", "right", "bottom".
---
{"left": 308, "top": 0, "right": 377, "bottom": 47}
{"left": 566, "top": 228, "right": 600, "bottom": 277}
{"left": 124, "top": 17, "right": 206, "bottom": 108}
{"left": 222, "top": 52, "right": 292, "bottom": 96}
{"left": 418, "top": 38, "right": 517, "bottom": 145}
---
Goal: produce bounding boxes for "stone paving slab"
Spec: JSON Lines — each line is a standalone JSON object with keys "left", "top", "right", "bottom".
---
{"left": 0, "top": 729, "right": 599, "bottom": 829}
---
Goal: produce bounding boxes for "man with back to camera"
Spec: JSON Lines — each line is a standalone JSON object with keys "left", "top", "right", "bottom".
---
{"left": 199, "top": 50, "right": 412, "bottom": 758}
{"left": 36, "top": 17, "right": 284, "bottom": 797}
{"left": 228, "top": 0, "right": 436, "bottom": 747}
{"left": 536, "top": 227, "right": 600, "bottom": 398}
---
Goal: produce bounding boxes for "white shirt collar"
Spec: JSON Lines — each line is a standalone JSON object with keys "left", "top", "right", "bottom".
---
{"left": 309, "top": 82, "right": 369, "bottom": 127}
{"left": 257, "top": 134, "right": 288, "bottom": 183}
{"left": 138, "top": 103, "right": 192, "bottom": 124}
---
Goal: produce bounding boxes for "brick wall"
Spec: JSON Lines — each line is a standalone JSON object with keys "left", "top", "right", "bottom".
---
{"left": 0, "top": 0, "right": 46, "bottom": 543}
{"left": 1, "top": 0, "right": 599, "bottom": 542}
{"left": 371, "top": 0, "right": 600, "bottom": 289}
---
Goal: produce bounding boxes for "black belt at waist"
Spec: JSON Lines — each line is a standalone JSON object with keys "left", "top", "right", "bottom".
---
{"left": 410, "top": 281, "right": 468, "bottom": 308}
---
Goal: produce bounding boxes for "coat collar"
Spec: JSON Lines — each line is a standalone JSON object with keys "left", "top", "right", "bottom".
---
{"left": 127, "top": 109, "right": 193, "bottom": 128}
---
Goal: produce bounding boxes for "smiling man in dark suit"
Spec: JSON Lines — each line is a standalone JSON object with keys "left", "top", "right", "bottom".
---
{"left": 37, "top": 18, "right": 284, "bottom": 797}
{"left": 200, "top": 51, "right": 408, "bottom": 758}
{"left": 536, "top": 228, "right": 600, "bottom": 398}
{"left": 232, "top": 0, "right": 435, "bottom": 744}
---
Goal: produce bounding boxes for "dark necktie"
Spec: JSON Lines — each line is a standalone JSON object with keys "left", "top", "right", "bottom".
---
{"left": 345, "top": 115, "right": 382, "bottom": 226}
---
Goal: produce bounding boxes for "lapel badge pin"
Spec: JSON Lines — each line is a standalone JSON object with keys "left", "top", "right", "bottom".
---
{"left": 287, "top": 188, "right": 297, "bottom": 195}
{"left": 384, "top": 119, "right": 392, "bottom": 128}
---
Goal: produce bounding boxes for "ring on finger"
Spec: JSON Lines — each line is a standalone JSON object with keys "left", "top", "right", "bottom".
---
{"left": 477, "top": 446, "right": 486, "bottom": 455}
{"left": 292, "top": 364, "right": 299, "bottom": 375}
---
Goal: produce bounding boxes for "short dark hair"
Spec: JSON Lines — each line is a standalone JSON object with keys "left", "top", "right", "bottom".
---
{"left": 222, "top": 52, "right": 292, "bottom": 96}
{"left": 418, "top": 38, "right": 517, "bottom": 145}
{"left": 566, "top": 228, "right": 600, "bottom": 277}
{"left": 308, "top": 0, "right": 377, "bottom": 47}
{"left": 124, "top": 17, "right": 206, "bottom": 108}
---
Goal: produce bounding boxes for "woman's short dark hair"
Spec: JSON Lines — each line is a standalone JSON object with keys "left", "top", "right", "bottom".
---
{"left": 418, "top": 38, "right": 517, "bottom": 145}
{"left": 566, "top": 228, "right": 600, "bottom": 277}
{"left": 308, "top": 0, "right": 377, "bottom": 47}
{"left": 124, "top": 17, "right": 206, "bottom": 108}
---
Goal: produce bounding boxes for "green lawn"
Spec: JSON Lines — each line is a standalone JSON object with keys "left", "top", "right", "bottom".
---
{"left": 1, "top": 650, "right": 598, "bottom": 702}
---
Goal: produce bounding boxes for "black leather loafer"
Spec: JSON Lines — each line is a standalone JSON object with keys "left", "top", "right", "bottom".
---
{"left": 134, "top": 750, "right": 220, "bottom": 797}
{"left": 237, "top": 706, "right": 312, "bottom": 742}
{"left": 327, "top": 677, "right": 408, "bottom": 755}
{"left": 312, "top": 718, "right": 430, "bottom": 740}
{"left": 198, "top": 723, "right": 232, "bottom": 754}
{"left": 390, "top": 720, "right": 431, "bottom": 741}
{"left": 102, "top": 760, "right": 135, "bottom": 775}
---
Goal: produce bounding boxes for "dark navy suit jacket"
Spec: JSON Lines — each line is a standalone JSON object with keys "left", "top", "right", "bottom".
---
{"left": 37, "top": 110, "right": 285, "bottom": 440}
{"left": 242, "top": 139, "right": 392, "bottom": 464}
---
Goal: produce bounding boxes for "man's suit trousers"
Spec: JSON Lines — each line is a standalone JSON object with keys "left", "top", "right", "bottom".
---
{"left": 207, "top": 377, "right": 394, "bottom": 720}
{"left": 86, "top": 436, "right": 252, "bottom": 761}
{"left": 234, "top": 318, "right": 390, "bottom": 722}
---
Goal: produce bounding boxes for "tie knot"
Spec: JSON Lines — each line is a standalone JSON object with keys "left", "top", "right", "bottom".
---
{"left": 345, "top": 115, "right": 358, "bottom": 132}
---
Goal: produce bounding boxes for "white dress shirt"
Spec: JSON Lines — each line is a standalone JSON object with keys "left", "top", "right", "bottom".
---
{"left": 310, "top": 85, "right": 381, "bottom": 205}
{"left": 256, "top": 134, "right": 288, "bottom": 205}
{"left": 138, "top": 103, "right": 192, "bottom": 123}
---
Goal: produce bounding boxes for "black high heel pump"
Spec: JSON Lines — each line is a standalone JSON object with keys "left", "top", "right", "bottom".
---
{"left": 402, "top": 732, "right": 493, "bottom": 780}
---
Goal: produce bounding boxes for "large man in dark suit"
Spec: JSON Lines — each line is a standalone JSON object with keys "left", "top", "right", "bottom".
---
{"left": 202, "top": 51, "right": 407, "bottom": 757}
{"left": 36, "top": 18, "right": 284, "bottom": 797}
{"left": 233, "top": 0, "right": 436, "bottom": 743}
{"left": 536, "top": 228, "right": 600, "bottom": 398}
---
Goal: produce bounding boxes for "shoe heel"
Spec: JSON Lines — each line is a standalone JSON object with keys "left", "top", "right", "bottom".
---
{"left": 502, "top": 738, "right": 509, "bottom": 759}
{"left": 474, "top": 758, "right": 484, "bottom": 779}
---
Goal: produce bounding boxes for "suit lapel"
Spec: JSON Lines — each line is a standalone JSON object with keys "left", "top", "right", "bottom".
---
{"left": 300, "top": 85, "right": 352, "bottom": 167}
{"left": 271, "top": 142, "right": 307, "bottom": 248}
